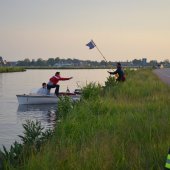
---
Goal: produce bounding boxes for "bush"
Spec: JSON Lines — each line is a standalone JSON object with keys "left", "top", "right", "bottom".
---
{"left": 82, "top": 83, "right": 102, "bottom": 100}
{"left": 104, "top": 75, "right": 117, "bottom": 87}
{"left": 0, "top": 120, "right": 53, "bottom": 168}
{"left": 57, "top": 96, "right": 74, "bottom": 119}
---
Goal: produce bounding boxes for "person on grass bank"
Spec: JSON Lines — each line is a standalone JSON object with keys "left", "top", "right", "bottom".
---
{"left": 108, "top": 62, "right": 126, "bottom": 82}
{"left": 47, "top": 72, "right": 73, "bottom": 96}
{"left": 37, "top": 82, "right": 48, "bottom": 95}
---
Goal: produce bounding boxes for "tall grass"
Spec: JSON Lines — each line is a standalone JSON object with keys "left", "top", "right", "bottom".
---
{"left": 0, "top": 67, "right": 25, "bottom": 73}
{"left": 8, "top": 69, "right": 170, "bottom": 169}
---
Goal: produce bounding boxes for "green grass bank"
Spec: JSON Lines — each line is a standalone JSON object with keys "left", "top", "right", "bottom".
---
{"left": 0, "top": 67, "right": 25, "bottom": 73}
{"left": 8, "top": 69, "right": 170, "bottom": 170}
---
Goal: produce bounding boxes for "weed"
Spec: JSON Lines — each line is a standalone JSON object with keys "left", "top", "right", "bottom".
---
{"left": 57, "top": 96, "right": 73, "bottom": 119}
{"left": 0, "top": 120, "right": 53, "bottom": 168}
{"left": 82, "top": 82, "right": 102, "bottom": 100}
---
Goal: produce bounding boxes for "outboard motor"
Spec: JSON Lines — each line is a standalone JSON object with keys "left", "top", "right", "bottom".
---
{"left": 74, "top": 89, "right": 82, "bottom": 95}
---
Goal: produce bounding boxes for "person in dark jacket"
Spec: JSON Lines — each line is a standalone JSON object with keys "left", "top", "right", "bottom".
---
{"left": 108, "top": 62, "right": 125, "bottom": 81}
{"left": 47, "top": 72, "right": 73, "bottom": 95}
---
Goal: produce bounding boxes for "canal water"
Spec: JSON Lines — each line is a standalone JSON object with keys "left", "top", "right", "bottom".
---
{"left": 0, "top": 69, "right": 109, "bottom": 149}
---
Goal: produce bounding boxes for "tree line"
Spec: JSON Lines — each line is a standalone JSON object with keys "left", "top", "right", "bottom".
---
{"left": 16, "top": 57, "right": 114, "bottom": 67}
{"left": 13, "top": 57, "right": 170, "bottom": 67}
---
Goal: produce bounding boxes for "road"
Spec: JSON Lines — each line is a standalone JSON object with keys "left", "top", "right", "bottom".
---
{"left": 153, "top": 68, "right": 170, "bottom": 85}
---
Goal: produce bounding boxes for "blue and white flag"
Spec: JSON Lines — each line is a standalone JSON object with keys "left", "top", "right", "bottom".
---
{"left": 86, "top": 40, "right": 96, "bottom": 49}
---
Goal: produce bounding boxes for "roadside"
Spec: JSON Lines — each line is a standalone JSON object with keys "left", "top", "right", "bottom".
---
{"left": 153, "top": 68, "right": 170, "bottom": 85}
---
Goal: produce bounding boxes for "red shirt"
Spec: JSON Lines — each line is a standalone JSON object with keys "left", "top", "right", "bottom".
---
{"left": 49, "top": 75, "right": 70, "bottom": 85}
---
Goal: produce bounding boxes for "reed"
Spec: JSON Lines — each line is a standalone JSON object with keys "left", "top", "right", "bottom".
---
{"left": 6, "top": 69, "right": 170, "bottom": 169}
{"left": 0, "top": 67, "right": 25, "bottom": 73}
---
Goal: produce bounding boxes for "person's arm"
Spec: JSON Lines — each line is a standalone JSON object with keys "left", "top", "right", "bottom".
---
{"left": 107, "top": 70, "right": 118, "bottom": 75}
{"left": 58, "top": 76, "right": 73, "bottom": 81}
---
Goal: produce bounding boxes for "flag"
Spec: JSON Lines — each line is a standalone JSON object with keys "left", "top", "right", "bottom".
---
{"left": 86, "top": 40, "right": 96, "bottom": 49}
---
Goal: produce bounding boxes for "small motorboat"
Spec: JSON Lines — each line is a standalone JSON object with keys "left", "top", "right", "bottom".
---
{"left": 16, "top": 92, "right": 81, "bottom": 105}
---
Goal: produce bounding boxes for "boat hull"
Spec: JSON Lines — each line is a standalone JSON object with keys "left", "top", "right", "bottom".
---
{"left": 16, "top": 94, "right": 80, "bottom": 105}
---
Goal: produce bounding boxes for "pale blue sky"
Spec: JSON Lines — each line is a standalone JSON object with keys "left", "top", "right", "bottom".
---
{"left": 0, "top": 0, "right": 170, "bottom": 61}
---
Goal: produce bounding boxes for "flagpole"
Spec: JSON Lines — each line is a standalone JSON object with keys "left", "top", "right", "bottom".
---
{"left": 94, "top": 44, "right": 108, "bottom": 63}
{"left": 86, "top": 39, "right": 114, "bottom": 71}
{"left": 92, "top": 40, "right": 113, "bottom": 70}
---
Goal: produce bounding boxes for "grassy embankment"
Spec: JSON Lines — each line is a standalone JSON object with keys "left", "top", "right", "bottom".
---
{"left": 8, "top": 69, "right": 170, "bottom": 169}
{"left": 0, "top": 67, "right": 25, "bottom": 73}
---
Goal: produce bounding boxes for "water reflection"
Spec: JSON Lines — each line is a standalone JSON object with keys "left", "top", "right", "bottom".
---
{"left": 17, "top": 104, "right": 57, "bottom": 128}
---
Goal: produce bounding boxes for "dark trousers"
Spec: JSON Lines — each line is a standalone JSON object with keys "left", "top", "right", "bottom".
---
{"left": 47, "top": 84, "right": 60, "bottom": 95}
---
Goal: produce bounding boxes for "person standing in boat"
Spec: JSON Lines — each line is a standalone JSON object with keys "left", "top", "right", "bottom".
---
{"left": 108, "top": 62, "right": 125, "bottom": 82}
{"left": 47, "top": 72, "right": 73, "bottom": 96}
{"left": 37, "top": 82, "right": 48, "bottom": 95}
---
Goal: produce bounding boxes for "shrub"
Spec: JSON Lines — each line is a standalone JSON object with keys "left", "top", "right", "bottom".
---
{"left": 0, "top": 120, "right": 53, "bottom": 168}
{"left": 104, "top": 75, "right": 117, "bottom": 87}
{"left": 82, "top": 83, "right": 102, "bottom": 100}
{"left": 57, "top": 96, "right": 73, "bottom": 119}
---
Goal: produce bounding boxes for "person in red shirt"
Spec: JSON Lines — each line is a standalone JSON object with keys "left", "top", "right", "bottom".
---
{"left": 47, "top": 72, "right": 73, "bottom": 95}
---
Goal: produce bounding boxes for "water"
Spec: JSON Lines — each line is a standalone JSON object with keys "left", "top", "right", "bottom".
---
{"left": 0, "top": 69, "right": 108, "bottom": 149}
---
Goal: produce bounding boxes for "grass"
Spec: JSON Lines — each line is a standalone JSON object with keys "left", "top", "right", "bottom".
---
{"left": 6, "top": 69, "right": 170, "bottom": 170}
{"left": 0, "top": 67, "right": 25, "bottom": 73}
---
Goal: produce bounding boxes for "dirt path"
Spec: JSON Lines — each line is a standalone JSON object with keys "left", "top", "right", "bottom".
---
{"left": 153, "top": 68, "right": 170, "bottom": 85}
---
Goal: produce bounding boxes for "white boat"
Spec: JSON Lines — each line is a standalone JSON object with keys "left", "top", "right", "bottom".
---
{"left": 16, "top": 92, "right": 81, "bottom": 105}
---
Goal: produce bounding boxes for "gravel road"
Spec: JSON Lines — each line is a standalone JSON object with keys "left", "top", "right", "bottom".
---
{"left": 153, "top": 68, "right": 170, "bottom": 85}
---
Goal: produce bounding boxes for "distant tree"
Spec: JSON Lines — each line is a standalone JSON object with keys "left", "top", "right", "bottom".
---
{"left": 0, "top": 56, "right": 5, "bottom": 66}
{"left": 72, "top": 59, "right": 80, "bottom": 66}
{"left": 24, "top": 58, "right": 31, "bottom": 64}
{"left": 31, "top": 59, "right": 36, "bottom": 66}
{"left": 66, "top": 58, "right": 73, "bottom": 63}
{"left": 36, "top": 58, "right": 46, "bottom": 66}
{"left": 54, "top": 57, "right": 60, "bottom": 63}
{"left": 163, "top": 59, "right": 170, "bottom": 67}
{"left": 90, "top": 61, "right": 99, "bottom": 67}
{"left": 17, "top": 58, "right": 31, "bottom": 66}
{"left": 47, "top": 58, "right": 55, "bottom": 66}
{"left": 132, "top": 59, "right": 142, "bottom": 66}
{"left": 100, "top": 60, "right": 107, "bottom": 66}
{"left": 164, "top": 59, "right": 169, "bottom": 64}
{"left": 149, "top": 60, "right": 157, "bottom": 66}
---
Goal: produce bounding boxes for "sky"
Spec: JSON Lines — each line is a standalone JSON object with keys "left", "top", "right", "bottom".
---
{"left": 0, "top": 0, "right": 170, "bottom": 62}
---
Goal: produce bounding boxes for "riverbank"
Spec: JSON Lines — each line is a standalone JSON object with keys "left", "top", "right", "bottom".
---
{"left": 0, "top": 67, "right": 26, "bottom": 73}
{"left": 5, "top": 69, "right": 170, "bottom": 169}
